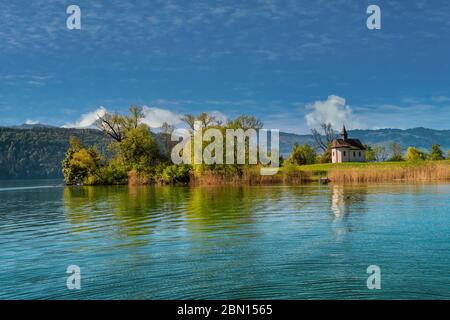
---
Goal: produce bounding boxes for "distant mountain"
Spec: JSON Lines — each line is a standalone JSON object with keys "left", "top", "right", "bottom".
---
{"left": 8, "top": 123, "right": 57, "bottom": 129}
{"left": 349, "top": 127, "right": 450, "bottom": 150}
{"left": 279, "top": 127, "right": 450, "bottom": 154}
{"left": 0, "top": 126, "right": 449, "bottom": 179}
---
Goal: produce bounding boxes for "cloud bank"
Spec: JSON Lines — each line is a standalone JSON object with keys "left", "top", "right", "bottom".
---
{"left": 141, "top": 106, "right": 182, "bottom": 128}
{"left": 304, "top": 95, "right": 360, "bottom": 130}
{"left": 63, "top": 107, "right": 107, "bottom": 128}
{"left": 63, "top": 106, "right": 184, "bottom": 129}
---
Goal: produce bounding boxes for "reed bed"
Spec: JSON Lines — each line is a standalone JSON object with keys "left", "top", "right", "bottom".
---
{"left": 129, "top": 161, "right": 450, "bottom": 186}
{"left": 327, "top": 161, "right": 450, "bottom": 183}
{"left": 190, "top": 169, "right": 312, "bottom": 186}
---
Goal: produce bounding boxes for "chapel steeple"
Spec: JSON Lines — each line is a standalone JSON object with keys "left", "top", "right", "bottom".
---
{"left": 341, "top": 125, "right": 348, "bottom": 140}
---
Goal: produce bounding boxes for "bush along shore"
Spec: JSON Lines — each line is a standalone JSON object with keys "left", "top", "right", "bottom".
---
{"left": 62, "top": 106, "right": 450, "bottom": 186}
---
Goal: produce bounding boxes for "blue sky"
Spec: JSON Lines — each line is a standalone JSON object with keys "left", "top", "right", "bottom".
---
{"left": 1, "top": 0, "right": 450, "bottom": 133}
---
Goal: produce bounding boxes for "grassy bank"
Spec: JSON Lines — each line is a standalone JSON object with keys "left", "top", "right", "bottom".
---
{"left": 294, "top": 160, "right": 450, "bottom": 183}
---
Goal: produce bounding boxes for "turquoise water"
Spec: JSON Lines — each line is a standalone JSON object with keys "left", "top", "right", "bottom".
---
{"left": 0, "top": 180, "right": 449, "bottom": 299}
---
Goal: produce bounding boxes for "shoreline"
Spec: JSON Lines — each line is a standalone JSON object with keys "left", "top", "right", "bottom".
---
{"left": 59, "top": 160, "right": 450, "bottom": 187}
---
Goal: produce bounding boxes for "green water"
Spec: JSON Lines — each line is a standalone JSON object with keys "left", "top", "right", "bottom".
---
{"left": 0, "top": 180, "right": 449, "bottom": 299}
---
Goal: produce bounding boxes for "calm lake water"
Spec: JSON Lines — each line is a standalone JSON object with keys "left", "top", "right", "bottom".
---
{"left": 0, "top": 180, "right": 449, "bottom": 300}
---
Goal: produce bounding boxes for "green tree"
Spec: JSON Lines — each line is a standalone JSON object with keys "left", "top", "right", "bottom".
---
{"left": 181, "top": 112, "right": 220, "bottom": 131}
{"left": 224, "top": 115, "right": 264, "bottom": 172}
{"left": 96, "top": 105, "right": 144, "bottom": 142}
{"left": 98, "top": 158, "right": 128, "bottom": 185}
{"left": 182, "top": 114, "right": 265, "bottom": 177}
{"left": 365, "top": 145, "right": 375, "bottom": 162}
{"left": 317, "top": 145, "right": 332, "bottom": 163}
{"left": 406, "top": 147, "right": 427, "bottom": 161}
{"left": 62, "top": 137, "right": 103, "bottom": 185}
{"left": 112, "top": 124, "right": 160, "bottom": 171}
{"left": 286, "top": 143, "right": 317, "bottom": 165}
{"left": 428, "top": 144, "right": 444, "bottom": 160}
{"left": 95, "top": 106, "right": 164, "bottom": 179}
{"left": 227, "top": 115, "right": 263, "bottom": 130}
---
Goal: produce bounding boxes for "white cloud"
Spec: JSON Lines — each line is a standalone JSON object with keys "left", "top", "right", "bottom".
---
{"left": 25, "top": 119, "right": 39, "bottom": 125}
{"left": 61, "top": 105, "right": 228, "bottom": 130}
{"left": 62, "top": 107, "right": 107, "bottom": 128}
{"left": 304, "top": 95, "right": 360, "bottom": 130}
{"left": 141, "top": 106, "right": 182, "bottom": 128}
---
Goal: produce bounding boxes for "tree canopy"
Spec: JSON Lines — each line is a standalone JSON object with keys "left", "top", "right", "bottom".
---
{"left": 428, "top": 144, "right": 445, "bottom": 160}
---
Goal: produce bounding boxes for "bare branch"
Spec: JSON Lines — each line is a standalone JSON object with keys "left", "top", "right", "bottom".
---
{"left": 311, "top": 123, "right": 337, "bottom": 152}
{"left": 311, "top": 128, "right": 327, "bottom": 151}
{"left": 96, "top": 112, "right": 124, "bottom": 142}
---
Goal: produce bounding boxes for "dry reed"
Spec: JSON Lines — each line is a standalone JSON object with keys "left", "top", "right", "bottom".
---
{"left": 328, "top": 162, "right": 450, "bottom": 183}
{"left": 190, "top": 169, "right": 312, "bottom": 186}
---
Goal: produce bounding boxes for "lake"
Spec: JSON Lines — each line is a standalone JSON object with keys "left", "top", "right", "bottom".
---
{"left": 0, "top": 180, "right": 449, "bottom": 299}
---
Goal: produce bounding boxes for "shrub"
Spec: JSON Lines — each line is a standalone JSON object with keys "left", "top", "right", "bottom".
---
{"left": 317, "top": 146, "right": 332, "bottom": 163}
{"left": 286, "top": 143, "right": 317, "bottom": 165}
{"left": 161, "top": 165, "right": 191, "bottom": 184}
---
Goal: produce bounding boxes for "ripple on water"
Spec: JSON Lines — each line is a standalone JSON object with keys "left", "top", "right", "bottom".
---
{"left": 0, "top": 183, "right": 449, "bottom": 299}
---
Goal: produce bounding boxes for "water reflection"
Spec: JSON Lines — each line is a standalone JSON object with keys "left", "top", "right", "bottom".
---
{"left": 62, "top": 185, "right": 323, "bottom": 251}
{"left": 185, "top": 186, "right": 262, "bottom": 232}
{"left": 1, "top": 181, "right": 450, "bottom": 299}
{"left": 330, "top": 184, "right": 368, "bottom": 239}
{"left": 63, "top": 185, "right": 188, "bottom": 244}
{"left": 330, "top": 185, "right": 369, "bottom": 217}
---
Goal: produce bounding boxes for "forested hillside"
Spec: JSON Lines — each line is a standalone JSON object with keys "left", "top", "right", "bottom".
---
{"left": 0, "top": 127, "right": 111, "bottom": 179}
